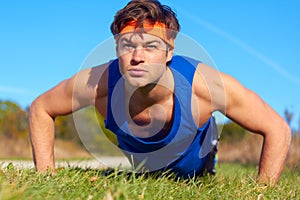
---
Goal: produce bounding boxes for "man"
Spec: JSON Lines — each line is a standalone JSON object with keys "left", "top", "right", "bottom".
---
{"left": 29, "top": 0, "right": 291, "bottom": 185}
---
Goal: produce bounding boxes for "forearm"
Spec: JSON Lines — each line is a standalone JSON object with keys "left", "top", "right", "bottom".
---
{"left": 258, "top": 122, "right": 291, "bottom": 185}
{"left": 29, "top": 100, "right": 56, "bottom": 173}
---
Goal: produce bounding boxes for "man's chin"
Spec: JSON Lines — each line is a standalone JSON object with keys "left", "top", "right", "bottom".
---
{"left": 125, "top": 78, "right": 148, "bottom": 88}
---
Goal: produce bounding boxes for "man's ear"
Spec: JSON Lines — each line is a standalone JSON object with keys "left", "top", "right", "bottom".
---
{"left": 166, "top": 47, "right": 174, "bottom": 62}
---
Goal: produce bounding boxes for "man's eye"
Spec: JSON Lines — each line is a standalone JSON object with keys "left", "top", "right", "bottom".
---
{"left": 120, "top": 44, "right": 135, "bottom": 51}
{"left": 124, "top": 44, "right": 134, "bottom": 49}
{"left": 146, "top": 45, "right": 157, "bottom": 50}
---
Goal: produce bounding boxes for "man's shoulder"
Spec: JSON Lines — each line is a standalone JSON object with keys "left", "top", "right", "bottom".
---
{"left": 74, "top": 62, "right": 111, "bottom": 99}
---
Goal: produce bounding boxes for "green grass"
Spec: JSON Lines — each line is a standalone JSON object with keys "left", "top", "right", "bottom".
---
{"left": 0, "top": 162, "right": 299, "bottom": 200}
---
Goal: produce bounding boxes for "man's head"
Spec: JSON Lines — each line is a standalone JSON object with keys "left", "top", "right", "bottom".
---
{"left": 110, "top": 0, "right": 180, "bottom": 49}
{"left": 111, "top": 0, "right": 180, "bottom": 88}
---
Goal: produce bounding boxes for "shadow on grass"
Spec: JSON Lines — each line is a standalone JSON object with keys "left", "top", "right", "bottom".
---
{"left": 61, "top": 166, "right": 217, "bottom": 184}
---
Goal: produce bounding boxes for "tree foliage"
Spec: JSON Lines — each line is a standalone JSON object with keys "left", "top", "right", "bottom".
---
{"left": 0, "top": 100, "right": 28, "bottom": 138}
{"left": 54, "top": 115, "right": 79, "bottom": 142}
{"left": 219, "top": 121, "right": 247, "bottom": 142}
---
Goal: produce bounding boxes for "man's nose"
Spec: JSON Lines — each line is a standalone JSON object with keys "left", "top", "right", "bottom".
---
{"left": 131, "top": 47, "right": 145, "bottom": 63}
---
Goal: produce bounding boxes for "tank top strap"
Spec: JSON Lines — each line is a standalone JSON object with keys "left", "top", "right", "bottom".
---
{"left": 107, "top": 59, "right": 121, "bottom": 89}
{"left": 170, "top": 55, "right": 200, "bottom": 85}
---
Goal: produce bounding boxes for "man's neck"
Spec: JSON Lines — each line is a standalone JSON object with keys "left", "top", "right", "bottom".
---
{"left": 124, "top": 67, "right": 174, "bottom": 106}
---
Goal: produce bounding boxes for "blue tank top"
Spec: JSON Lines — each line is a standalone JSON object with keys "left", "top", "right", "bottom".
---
{"left": 105, "top": 55, "right": 218, "bottom": 178}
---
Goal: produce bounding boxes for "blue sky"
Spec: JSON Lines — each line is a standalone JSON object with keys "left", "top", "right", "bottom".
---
{"left": 0, "top": 1, "right": 299, "bottom": 128}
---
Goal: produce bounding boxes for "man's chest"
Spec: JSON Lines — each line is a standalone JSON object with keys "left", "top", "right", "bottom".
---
{"left": 126, "top": 98, "right": 174, "bottom": 139}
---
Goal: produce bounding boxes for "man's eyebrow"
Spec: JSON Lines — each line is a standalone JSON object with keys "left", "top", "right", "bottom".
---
{"left": 145, "top": 40, "right": 162, "bottom": 45}
{"left": 119, "top": 38, "right": 131, "bottom": 43}
{"left": 119, "top": 38, "right": 162, "bottom": 44}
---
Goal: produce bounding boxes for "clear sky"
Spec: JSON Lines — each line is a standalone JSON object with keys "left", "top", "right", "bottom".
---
{"left": 0, "top": 0, "right": 299, "bottom": 129}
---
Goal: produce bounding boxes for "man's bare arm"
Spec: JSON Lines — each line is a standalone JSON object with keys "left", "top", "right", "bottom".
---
{"left": 29, "top": 65, "right": 107, "bottom": 172}
{"left": 222, "top": 74, "right": 291, "bottom": 185}
{"left": 29, "top": 78, "right": 75, "bottom": 172}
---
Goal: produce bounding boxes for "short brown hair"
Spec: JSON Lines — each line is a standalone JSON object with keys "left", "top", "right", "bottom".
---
{"left": 110, "top": 0, "right": 180, "bottom": 40}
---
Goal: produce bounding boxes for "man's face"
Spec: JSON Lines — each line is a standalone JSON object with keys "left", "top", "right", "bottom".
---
{"left": 117, "top": 33, "right": 173, "bottom": 88}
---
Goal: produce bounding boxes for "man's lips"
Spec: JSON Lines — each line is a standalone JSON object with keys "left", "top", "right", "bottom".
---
{"left": 128, "top": 68, "right": 147, "bottom": 77}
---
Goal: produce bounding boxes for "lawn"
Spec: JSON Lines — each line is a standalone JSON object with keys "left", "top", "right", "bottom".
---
{"left": 0, "top": 162, "right": 299, "bottom": 199}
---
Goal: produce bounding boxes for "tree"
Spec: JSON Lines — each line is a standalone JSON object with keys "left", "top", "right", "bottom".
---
{"left": 284, "top": 108, "right": 294, "bottom": 127}
{"left": 0, "top": 100, "right": 28, "bottom": 138}
{"left": 54, "top": 114, "right": 79, "bottom": 142}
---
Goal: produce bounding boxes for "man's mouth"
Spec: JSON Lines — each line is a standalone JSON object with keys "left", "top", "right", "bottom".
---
{"left": 128, "top": 68, "right": 147, "bottom": 77}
